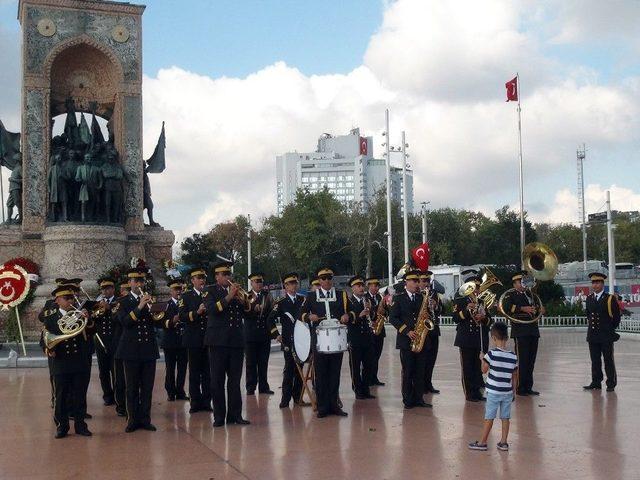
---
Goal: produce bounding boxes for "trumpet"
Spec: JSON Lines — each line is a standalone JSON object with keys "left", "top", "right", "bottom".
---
{"left": 230, "top": 282, "right": 251, "bottom": 310}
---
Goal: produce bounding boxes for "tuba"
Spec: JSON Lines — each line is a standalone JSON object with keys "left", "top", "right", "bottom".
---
{"left": 43, "top": 309, "right": 88, "bottom": 350}
{"left": 410, "top": 289, "right": 435, "bottom": 353}
{"left": 498, "top": 242, "right": 558, "bottom": 324}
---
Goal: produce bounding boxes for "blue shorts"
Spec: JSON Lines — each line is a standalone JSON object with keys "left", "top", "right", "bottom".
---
{"left": 484, "top": 392, "right": 512, "bottom": 420}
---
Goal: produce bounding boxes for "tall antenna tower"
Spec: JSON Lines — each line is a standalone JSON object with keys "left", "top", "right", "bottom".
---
{"left": 577, "top": 144, "right": 587, "bottom": 272}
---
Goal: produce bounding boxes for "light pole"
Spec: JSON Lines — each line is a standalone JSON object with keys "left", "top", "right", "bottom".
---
{"left": 401, "top": 131, "right": 409, "bottom": 263}
{"left": 606, "top": 191, "right": 616, "bottom": 293}
{"left": 383, "top": 109, "right": 393, "bottom": 287}
{"left": 421, "top": 201, "right": 430, "bottom": 243}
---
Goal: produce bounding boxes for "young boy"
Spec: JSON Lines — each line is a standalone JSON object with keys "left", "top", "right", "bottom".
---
{"left": 468, "top": 322, "right": 518, "bottom": 451}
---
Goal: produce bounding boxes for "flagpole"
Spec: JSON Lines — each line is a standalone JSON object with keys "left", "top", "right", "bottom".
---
{"left": 516, "top": 73, "right": 525, "bottom": 268}
{"left": 0, "top": 166, "right": 5, "bottom": 223}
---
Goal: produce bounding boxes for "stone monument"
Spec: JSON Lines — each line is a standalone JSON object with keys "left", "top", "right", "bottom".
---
{"left": 0, "top": 0, "right": 175, "bottom": 338}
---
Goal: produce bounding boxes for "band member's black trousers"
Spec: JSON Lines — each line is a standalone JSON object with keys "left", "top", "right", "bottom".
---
{"left": 589, "top": 341, "right": 617, "bottom": 388}
{"left": 113, "top": 357, "right": 126, "bottom": 414}
{"left": 123, "top": 360, "right": 156, "bottom": 427}
{"left": 314, "top": 352, "right": 344, "bottom": 414}
{"left": 282, "top": 348, "right": 302, "bottom": 403}
{"left": 96, "top": 345, "right": 114, "bottom": 402}
{"left": 53, "top": 371, "right": 90, "bottom": 432}
{"left": 164, "top": 348, "right": 188, "bottom": 397}
{"left": 209, "top": 346, "right": 244, "bottom": 422}
{"left": 245, "top": 339, "right": 272, "bottom": 393}
{"left": 400, "top": 349, "right": 426, "bottom": 406}
{"left": 349, "top": 342, "right": 374, "bottom": 395}
{"left": 424, "top": 334, "right": 439, "bottom": 391}
{"left": 187, "top": 347, "right": 211, "bottom": 408}
{"left": 370, "top": 334, "right": 384, "bottom": 384}
{"left": 514, "top": 336, "right": 539, "bottom": 393}
{"left": 459, "top": 347, "right": 483, "bottom": 400}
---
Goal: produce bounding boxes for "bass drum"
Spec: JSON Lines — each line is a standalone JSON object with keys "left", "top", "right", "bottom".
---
{"left": 293, "top": 319, "right": 311, "bottom": 363}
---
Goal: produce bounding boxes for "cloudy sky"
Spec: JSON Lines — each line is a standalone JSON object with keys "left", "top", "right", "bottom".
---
{"left": 1, "top": 0, "right": 639, "bottom": 241}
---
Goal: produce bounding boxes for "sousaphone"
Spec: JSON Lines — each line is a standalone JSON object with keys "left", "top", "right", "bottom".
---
{"left": 498, "top": 242, "right": 558, "bottom": 324}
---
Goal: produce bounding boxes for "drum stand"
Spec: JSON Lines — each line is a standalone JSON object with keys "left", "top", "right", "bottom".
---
{"left": 296, "top": 354, "right": 316, "bottom": 411}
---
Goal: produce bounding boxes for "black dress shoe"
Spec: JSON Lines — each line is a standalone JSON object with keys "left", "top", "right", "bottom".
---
{"left": 259, "top": 389, "right": 275, "bottom": 395}
{"left": 374, "top": 381, "right": 386, "bottom": 386}
{"left": 189, "top": 406, "right": 200, "bottom": 414}
{"left": 364, "top": 393, "right": 377, "bottom": 399}
{"left": 246, "top": 391, "right": 255, "bottom": 396}
{"left": 415, "top": 401, "right": 432, "bottom": 408}
{"left": 606, "top": 387, "right": 615, "bottom": 392}
{"left": 54, "top": 429, "right": 68, "bottom": 439}
{"left": 477, "top": 396, "right": 487, "bottom": 402}
{"left": 332, "top": 408, "right": 348, "bottom": 417}
{"left": 527, "top": 390, "right": 540, "bottom": 396}
{"left": 116, "top": 409, "right": 127, "bottom": 417}
{"left": 279, "top": 400, "right": 290, "bottom": 409}
{"left": 516, "top": 390, "right": 529, "bottom": 396}
{"left": 140, "top": 423, "right": 157, "bottom": 431}
{"left": 84, "top": 413, "right": 92, "bottom": 419}
{"left": 125, "top": 424, "right": 137, "bottom": 433}
{"left": 404, "top": 403, "right": 415, "bottom": 409}
{"left": 201, "top": 405, "right": 213, "bottom": 412}
{"left": 427, "top": 387, "right": 440, "bottom": 394}
{"left": 104, "top": 398, "right": 115, "bottom": 406}
{"left": 355, "top": 393, "right": 368, "bottom": 400}
{"left": 317, "top": 411, "right": 328, "bottom": 418}
{"left": 168, "top": 395, "right": 176, "bottom": 402}
{"left": 229, "top": 417, "right": 251, "bottom": 425}
{"left": 213, "top": 419, "right": 225, "bottom": 427}
{"left": 583, "top": 384, "right": 601, "bottom": 390}
{"left": 75, "top": 428, "right": 92, "bottom": 437}
{"left": 176, "top": 393, "right": 189, "bottom": 401}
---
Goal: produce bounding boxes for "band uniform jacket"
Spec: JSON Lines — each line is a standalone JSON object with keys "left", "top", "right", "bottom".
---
{"left": 204, "top": 284, "right": 248, "bottom": 348}
{"left": 299, "top": 288, "right": 353, "bottom": 334}
{"left": 452, "top": 296, "right": 491, "bottom": 350}
{"left": 159, "top": 298, "right": 184, "bottom": 349}
{"left": 94, "top": 294, "right": 118, "bottom": 351}
{"left": 348, "top": 295, "right": 374, "bottom": 348}
{"left": 244, "top": 289, "right": 275, "bottom": 342}
{"left": 114, "top": 293, "right": 160, "bottom": 361}
{"left": 179, "top": 288, "right": 208, "bottom": 348}
{"left": 42, "top": 308, "right": 92, "bottom": 375}
{"left": 389, "top": 290, "right": 424, "bottom": 351}
{"left": 267, "top": 294, "right": 305, "bottom": 349}
{"left": 365, "top": 292, "right": 386, "bottom": 338}
{"left": 501, "top": 289, "right": 540, "bottom": 338}
{"left": 586, "top": 292, "right": 621, "bottom": 344}
{"left": 427, "top": 289, "right": 443, "bottom": 337}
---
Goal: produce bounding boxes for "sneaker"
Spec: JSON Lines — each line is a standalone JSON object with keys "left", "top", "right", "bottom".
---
{"left": 468, "top": 441, "right": 488, "bottom": 451}
{"left": 497, "top": 442, "right": 509, "bottom": 451}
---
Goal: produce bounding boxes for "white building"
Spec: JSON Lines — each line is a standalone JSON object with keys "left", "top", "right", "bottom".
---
{"left": 276, "top": 128, "right": 413, "bottom": 214}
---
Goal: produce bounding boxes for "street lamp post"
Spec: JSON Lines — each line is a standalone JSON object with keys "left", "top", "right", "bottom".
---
{"left": 383, "top": 109, "right": 393, "bottom": 287}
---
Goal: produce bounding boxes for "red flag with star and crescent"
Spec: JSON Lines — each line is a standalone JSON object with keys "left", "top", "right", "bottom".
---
{"left": 411, "top": 243, "right": 430, "bottom": 272}
{"left": 505, "top": 76, "right": 518, "bottom": 102}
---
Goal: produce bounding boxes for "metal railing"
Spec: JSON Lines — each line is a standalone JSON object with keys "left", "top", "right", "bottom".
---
{"left": 439, "top": 314, "right": 640, "bottom": 333}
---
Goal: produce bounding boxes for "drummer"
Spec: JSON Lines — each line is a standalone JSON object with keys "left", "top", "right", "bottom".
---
{"left": 300, "top": 267, "right": 353, "bottom": 418}
{"left": 267, "top": 272, "right": 306, "bottom": 408}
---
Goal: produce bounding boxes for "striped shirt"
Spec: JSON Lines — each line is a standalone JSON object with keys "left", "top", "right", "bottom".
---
{"left": 484, "top": 348, "right": 518, "bottom": 394}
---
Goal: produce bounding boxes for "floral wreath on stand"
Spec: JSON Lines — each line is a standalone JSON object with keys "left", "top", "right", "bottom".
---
{"left": 0, "top": 257, "right": 41, "bottom": 345}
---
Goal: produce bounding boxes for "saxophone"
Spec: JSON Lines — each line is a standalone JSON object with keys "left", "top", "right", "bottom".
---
{"left": 373, "top": 295, "right": 387, "bottom": 336}
{"left": 410, "top": 290, "right": 435, "bottom": 353}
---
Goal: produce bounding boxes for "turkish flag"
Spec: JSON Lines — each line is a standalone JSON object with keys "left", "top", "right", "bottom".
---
{"left": 411, "top": 243, "right": 430, "bottom": 272}
{"left": 505, "top": 76, "right": 518, "bottom": 102}
{"left": 359, "top": 137, "right": 368, "bottom": 155}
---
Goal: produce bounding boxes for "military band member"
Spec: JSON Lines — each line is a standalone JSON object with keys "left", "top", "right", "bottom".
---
{"left": 160, "top": 279, "right": 188, "bottom": 401}
{"left": 204, "top": 261, "right": 251, "bottom": 427}
{"left": 92, "top": 277, "right": 118, "bottom": 406}
{"left": 115, "top": 267, "right": 160, "bottom": 433}
{"left": 267, "top": 272, "right": 305, "bottom": 409}
{"left": 583, "top": 272, "right": 621, "bottom": 392}
{"left": 390, "top": 270, "right": 431, "bottom": 409}
{"left": 43, "top": 286, "right": 92, "bottom": 438}
{"left": 420, "top": 271, "right": 442, "bottom": 394}
{"left": 453, "top": 274, "right": 490, "bottom": 402}
{"left": 112, "top": 281, "right": 130, "bottom": 417}
{"left": 501, "top": 271, "right": 542, "bottom": 396}
{"left": 310, "top": 277, "right": 320, "bottom": 292}
{"left": 300, "top": 267, "right": 352, "bottom": 418}
{"left": 244, "top": 272, "right": 275, "bottom": 395}
{"left": 348, "top": 276, "right": 376, "bottom": 399}
{"left": 179, "top": 267, "right": 212, "bottom": 413}
{"left": 365, "top": 277, "right": 386, "bottom": 386}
